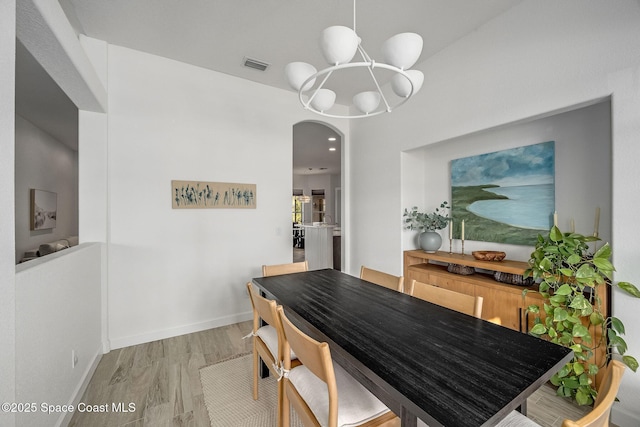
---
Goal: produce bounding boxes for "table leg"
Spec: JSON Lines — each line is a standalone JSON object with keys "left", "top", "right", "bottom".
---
{"left": 259, "top": 357, "right": 269, "bottom": 378}
{"left": 517, "top": 400, "right": 528, "bottom": 415}
{"left": 401, "top": 406, "right": 417, "bottom": 427}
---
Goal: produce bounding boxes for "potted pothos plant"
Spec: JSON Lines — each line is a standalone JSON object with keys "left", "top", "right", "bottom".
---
{"left": 523, "top": 226, "right": 640, "bottom": 405}
{"left": 403, "top": 201, "right": 450, "bottom": 252}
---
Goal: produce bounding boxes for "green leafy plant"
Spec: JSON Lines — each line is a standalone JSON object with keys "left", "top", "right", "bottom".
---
{"left": 524, "top": 226, "right": 640, "bottom": 405}
{"left": 403, "top": 201, "right": 450, "bottom": 231}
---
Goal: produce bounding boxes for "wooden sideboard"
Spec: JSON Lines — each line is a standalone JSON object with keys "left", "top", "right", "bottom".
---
{"left": 403, "top": 249, "right": 610, "bottom": 387}
{"left": 404, "top": 250, "right": 541, "bottom": 332}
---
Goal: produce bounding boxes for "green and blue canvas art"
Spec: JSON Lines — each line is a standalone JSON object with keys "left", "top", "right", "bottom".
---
{"left": 450, "top": 141, "right": 555, "bottom": 245}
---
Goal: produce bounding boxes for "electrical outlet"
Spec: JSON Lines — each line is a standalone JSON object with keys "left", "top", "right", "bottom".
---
{"left": 71, "top": 350, "right": 78, "bottom": 369}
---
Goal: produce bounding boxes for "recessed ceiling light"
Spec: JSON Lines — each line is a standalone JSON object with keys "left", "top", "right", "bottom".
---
{"left": 328, "top": 137, "right": 337, "bottom": 141}
{"left": 329, "top": 147, "right": 336, "bottom": 151}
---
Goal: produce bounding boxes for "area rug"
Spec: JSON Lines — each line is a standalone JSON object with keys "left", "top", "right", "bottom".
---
{"left": 200, "top": 354, "right": 303, "bottom": 427}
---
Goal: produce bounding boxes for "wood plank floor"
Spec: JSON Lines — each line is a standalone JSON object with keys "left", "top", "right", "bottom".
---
{"left": 68, "top": 321, "right": 604, "bottom": 427}
{"left": 68, "top": 321, "right": 253, "bottom": 427}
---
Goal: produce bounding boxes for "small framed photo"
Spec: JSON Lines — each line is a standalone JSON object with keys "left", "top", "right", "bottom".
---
{"left": 30, "top": 189, "right": 57, "bottom": 230}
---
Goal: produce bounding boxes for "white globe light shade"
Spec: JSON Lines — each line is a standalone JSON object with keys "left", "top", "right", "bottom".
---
{"left": 391, "top": 70, "right": 424, "bottom": 98}
{"left": 319, "top": 26, "right": 359, "bottom": 65}
{"left": 285, "top": 62, "right": 317, "bottom": 92}
{"left": 381, "top": 33, "right": 423, "bottom": 70}
{"left": 353, "top": 91, "right": 381, "bottom": 114}
{"left": 310, "top": 89, "right": 336, "bottom": 112}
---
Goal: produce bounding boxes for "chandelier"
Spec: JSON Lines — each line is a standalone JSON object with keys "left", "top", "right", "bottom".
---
{"left": 284, "top": 0, "right": 424, "bottom": 119}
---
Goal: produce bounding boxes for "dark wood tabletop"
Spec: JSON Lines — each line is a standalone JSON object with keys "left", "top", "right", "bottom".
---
{"left": 252, "top": 269, "right": 573, "bottom": 427}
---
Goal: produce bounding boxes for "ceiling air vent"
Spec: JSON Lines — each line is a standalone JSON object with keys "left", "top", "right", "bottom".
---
{"left": 243, "top": 57, "right": 270, "bottom": 71}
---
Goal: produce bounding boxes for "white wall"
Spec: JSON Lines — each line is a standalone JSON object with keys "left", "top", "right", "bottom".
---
{"left": 349, "top": 1, "right": 640, "bottom": 423}
{"left": 402, "top": 100, "right": 611, "bottom": 261}
{"left": 15, "top": 244, "right": 103, "bottom": 427}
{"left": 0, "top": 1, "right": 17, "bottom": 425}
{"left": 350, "top": 111, "right": 405, "bottom": 277}
{"left": 104, "top": 44, "right": 349, "bottom": 348}
{"left": 14, "top": 115, "right": 78, "bottom": 263}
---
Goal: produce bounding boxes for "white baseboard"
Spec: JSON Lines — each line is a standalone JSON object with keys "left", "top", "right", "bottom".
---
{"left": 57, "top": 344, "right": 103, "bottom": 427}
{"left": 109, "top": 311, "right": 253, "bottom": 350}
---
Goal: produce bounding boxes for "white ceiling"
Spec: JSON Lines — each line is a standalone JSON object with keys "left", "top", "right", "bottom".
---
{"left": 16, "top": 0, "right": 523, "bottom": 173}
{"left": 15, "top": 39, "right": 79, "bottom": 150}
{"left": 293, "top": 122, "right": 341, "bottom": 176}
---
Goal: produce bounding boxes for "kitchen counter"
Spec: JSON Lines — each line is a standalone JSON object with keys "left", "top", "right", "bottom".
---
{"left": 303, "top": 224, "right": 334, "bottom": 270}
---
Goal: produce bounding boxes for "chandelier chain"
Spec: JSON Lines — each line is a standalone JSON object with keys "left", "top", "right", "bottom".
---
{"left": 353, "top": 0, "right": 357, "bottom": 34}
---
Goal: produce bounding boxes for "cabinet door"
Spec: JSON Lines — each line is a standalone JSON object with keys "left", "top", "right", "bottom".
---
{"left": 523, "top": 293, "right": 545, "bottom": 334}
{"left": 474, "top": 286, "right": 522, "bottom": 330}
{"left": 409, "top": 269, "right": 474, "bottom": 296}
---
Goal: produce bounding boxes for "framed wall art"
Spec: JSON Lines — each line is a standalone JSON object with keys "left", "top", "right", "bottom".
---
{"left": 171, "top": 180, "right": 256, "bottom": 209}
{"left": 450, "top": 141, "right": 555, "bottom": 245}
{"left": 30, "top": 189, "right": 57, "bottom": 230}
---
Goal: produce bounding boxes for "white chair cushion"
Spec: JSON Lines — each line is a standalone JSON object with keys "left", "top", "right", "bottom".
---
{"left": 494, "top": 410, "right": 541, "bottom": 427}
{"left": 255, "top": 325, "right": 297, "bottom": 360}
{"left": 288, "top": 361, "right": 390, "bottom": 427}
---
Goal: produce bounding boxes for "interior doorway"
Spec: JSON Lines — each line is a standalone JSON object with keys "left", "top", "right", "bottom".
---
{"left": 292, "top": 121, "right": 342, "bottom": 269}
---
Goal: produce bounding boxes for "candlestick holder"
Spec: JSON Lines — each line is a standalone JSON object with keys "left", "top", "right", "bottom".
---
{"left": 461, "top": 240, "right": 465, "bottom": 255}
{"left": 449, "top": 238, "right": 453, "bottom": 254}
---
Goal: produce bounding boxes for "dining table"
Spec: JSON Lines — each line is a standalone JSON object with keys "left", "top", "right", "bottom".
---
{"left": 252, "top": 268, "right": 573, "bottom": 427}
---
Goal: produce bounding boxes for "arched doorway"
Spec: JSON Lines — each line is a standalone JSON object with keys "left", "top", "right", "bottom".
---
{"left": 292, "top": 121, "right": 343, "bottom": 270}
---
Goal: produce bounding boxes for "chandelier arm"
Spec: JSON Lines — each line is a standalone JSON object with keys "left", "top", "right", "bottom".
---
{"left": 297, "top": 63, "right": 415, "bottom": 118}
{"left": 302, "top": 70, "right": 334, "bottom": 108}
{"left": 356, "top": 44, "right": 372, "bottom": 63}
{"left": 363, "top": 64, "right": 392, "bottom": 112}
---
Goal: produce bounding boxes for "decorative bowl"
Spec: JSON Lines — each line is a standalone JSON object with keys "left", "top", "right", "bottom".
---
{"left": 472, "top": 251, "right": 506, "bottom": 261}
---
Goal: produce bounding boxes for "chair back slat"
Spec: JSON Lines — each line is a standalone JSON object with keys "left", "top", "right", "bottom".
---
{"left": 246, "top": 282, "right": 278, "bottom": 329}
{"left": 360, "top": 266, "right": 404, "bottom": 292}
{"left": 408, "top": 279, "right": 483, "bottom": 318}
{"left": 263, "top": 260, "right": 309, "bottom": 277}
{"left": 561, "top": 360, "right": 625, "bottom": 427}
{"left": 277, "top": 306, "right": 333, "bottom": 383}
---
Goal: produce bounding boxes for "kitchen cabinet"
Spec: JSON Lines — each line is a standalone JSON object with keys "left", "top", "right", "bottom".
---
{"left": 304, "top": 225, "right": 333, "bottom": 270}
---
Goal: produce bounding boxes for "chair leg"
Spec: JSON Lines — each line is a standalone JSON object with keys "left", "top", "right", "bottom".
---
{"left": 252, "top": 345, "right": 259, "bottom": 400}
{"left": 277, "top": 377, "right": 283, "bottom": 427}
{"left": 281, "top": 381, "right": 290, "bottom": 427}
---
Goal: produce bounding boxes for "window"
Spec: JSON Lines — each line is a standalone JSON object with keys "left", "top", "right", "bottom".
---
{"left": 292, "top": 189, "right": 303, "bottom": 223}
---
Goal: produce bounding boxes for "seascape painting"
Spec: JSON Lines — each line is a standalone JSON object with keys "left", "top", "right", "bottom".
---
{"left": 30, "top": 189, "right": 57, "bottom": 230}
{"left": 450, "top": 141, "right": 555, "bottom": 245}
{"left": 172, "top": 180, "right": 256, "bottom": 209}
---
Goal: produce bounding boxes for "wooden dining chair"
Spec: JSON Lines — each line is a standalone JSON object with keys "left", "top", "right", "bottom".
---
{"left": 246, "top": 283, "right": 300, "bottom": 425}
{"left": 407, "top": 279, "right": 483, "bottom": 318}
{"left": 276, "top": 306, "right": 399, "bottom": 427}
{"left": 496, "top": 359, "right": 626, "bottom": 427}
{"left": 262, "top": 260, "right": 309, "bottom": 277}
{"left": 360, "top": 266, "right": 404, "bottom": 292}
